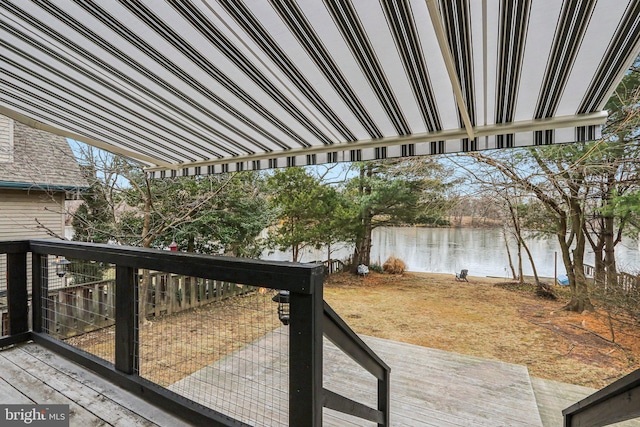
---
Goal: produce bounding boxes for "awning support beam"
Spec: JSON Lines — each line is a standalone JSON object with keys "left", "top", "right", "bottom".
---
{"left": 425, "top": 0, "right": 476, "bottom": 140}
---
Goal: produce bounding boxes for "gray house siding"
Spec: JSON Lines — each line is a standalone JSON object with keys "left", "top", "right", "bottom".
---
{"left": 0, "top": 189, "right": 65, "bottom": 239}
{"left": 0, "top": 115, "right": 87, "bottom": 335}
{"left": 0, "top": 113, "right": 85, "bottom": 240}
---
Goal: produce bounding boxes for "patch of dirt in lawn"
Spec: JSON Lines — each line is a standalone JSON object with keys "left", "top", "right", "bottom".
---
{"left": 324, "top": 272, "right": 640, "bottom": 389}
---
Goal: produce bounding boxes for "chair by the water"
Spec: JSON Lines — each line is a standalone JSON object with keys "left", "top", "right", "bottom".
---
{"left": 455, "top": 269, "right": 469, "bottom": 282}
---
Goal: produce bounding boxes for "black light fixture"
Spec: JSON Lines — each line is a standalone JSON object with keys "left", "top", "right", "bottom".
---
{"left": 272, "top": 290, "right": 290, "bottom": 325}
{"left": 53, "top": 257, "right": 71, "bottom": 278}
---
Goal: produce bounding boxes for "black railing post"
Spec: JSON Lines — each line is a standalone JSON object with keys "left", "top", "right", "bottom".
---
{"left": 7, "top": 251, "right": 28, "bottom": 336}
{"left": 289, "top": 276, "right": 324, "bottom": 427}
{"left": 115, "top": 265, "right": 138, "bottom": 374}
{"left": 378, "top": 369, "right": 390, "bottom": 426}
{"left": 31, "top": 253, "right": 47, "bottom": 333}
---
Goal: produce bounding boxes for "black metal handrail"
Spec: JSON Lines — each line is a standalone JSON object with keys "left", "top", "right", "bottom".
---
{"left": 28, "top": 239, "right": 321, "bottom": 292}
{"left": 1, "top": 239, "right": 389, "bottom": 426}
{"left": 563, "top": 367, "right": 640, "bottom": 427}
{"left": 323, "top": 302, "right": 391, "bottom": 426}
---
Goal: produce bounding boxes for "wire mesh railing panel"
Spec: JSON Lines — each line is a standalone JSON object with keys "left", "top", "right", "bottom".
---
{"left": 42, "top": 255, "right": 116, "bottom": 365}
{"left": 136, "top": 272, "right": 289, "bottom": 427}
{"left": 0, "top": 254, "right": 7, "bottom": 337}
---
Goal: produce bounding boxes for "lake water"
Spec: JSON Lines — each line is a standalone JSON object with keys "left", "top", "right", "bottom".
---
{"left": 262, "top": 227, "right": 640, "bottom": 278}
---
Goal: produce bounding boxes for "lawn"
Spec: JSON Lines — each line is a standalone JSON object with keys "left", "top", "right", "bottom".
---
{"left": 324, "top": 271, "right": 640, "bottom": 389}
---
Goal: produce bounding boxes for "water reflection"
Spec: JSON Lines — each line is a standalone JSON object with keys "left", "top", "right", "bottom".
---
{"left": 262, "top": 227, "right": 640, "bottom": 278}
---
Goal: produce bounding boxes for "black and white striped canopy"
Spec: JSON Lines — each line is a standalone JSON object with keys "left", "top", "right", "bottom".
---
{"left": 1, "top": 0, "right": 639, "bottom": 176}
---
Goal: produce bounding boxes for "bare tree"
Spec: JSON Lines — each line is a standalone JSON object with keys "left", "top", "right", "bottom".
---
{"left": 449, "top": 154, "right": 554, "bottom": 296}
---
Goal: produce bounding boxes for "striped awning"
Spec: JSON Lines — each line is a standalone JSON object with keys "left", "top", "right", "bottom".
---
{"left": 1, "top": 0, "right": 639, "bottom": 176}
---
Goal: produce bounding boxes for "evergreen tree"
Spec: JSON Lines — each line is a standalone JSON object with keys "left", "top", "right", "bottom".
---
{"left": 266, "top": 167, "right": 338, "bottom": 262}
{"left": 346, "top": 158, "right": 453, "bottom": 269}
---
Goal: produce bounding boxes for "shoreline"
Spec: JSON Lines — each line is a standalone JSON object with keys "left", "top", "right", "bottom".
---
{"left": 394, "top": 270, "right": 559, "bottom": 283}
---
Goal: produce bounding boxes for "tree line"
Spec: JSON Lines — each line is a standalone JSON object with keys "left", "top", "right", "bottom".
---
{"left": 72, "top": 151, "right": 455, "bottom": 270}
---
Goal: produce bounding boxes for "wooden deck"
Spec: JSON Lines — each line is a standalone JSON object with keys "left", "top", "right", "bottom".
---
{"left": 171, "top": 330, "right": 640, "bottom": 426}
{"left": 171, "top": 328, "right": 544, "bottom": 426}
{"left": 3, "top": 336, "right": 640, "bottom": 426}
{"left": 0, "top": 342, "right": 189, "bottom": 427}
{"left": 325, "top": 336, "right": 544, "bottom": 426}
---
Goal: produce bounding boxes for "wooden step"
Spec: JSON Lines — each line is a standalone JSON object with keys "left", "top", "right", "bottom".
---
{"left": 531, "top": 377, "right": 640, "bottom": 427}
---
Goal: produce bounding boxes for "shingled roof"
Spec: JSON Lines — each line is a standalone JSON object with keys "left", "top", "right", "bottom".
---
{"left": 0, "top": 115, "right": 87, "bottom": 191}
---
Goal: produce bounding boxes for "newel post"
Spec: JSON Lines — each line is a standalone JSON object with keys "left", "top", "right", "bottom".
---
{"left": 288, "top": 267, "right": 324, "bottom": 427}
{"left": 7, "top": 251, "right": 28, "bottom": 336}
{"left": 115, "top": 265, "right": 138, "bottom": 374}
{"left": 378, "top": 368, "right": 391, "bottom": 426}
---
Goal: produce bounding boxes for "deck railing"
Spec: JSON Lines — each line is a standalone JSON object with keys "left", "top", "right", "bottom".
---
{"left": 323, "top": 302, "right": 390, "bottom": 425}
{"left": 563, "top": 368, "right": 640, "bottom": 426}
{"left": 583, "top": 263, "right": 640, "bottom": 293}
{"left": 323, "top": 258, "right": 346, "bottom": 274}
{"left": 0, "top": 239, "right": 390, "bottom": 427}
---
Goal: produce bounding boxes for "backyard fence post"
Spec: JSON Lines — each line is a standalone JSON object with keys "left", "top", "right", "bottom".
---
{"left": 115, "top": 265, "right": 138, "bottom": 374}
{"left": 289, "top": 268, "right": 324, "bottom": 427}
{"left": 7, "top": 251, "right": 28, "bottom": 336}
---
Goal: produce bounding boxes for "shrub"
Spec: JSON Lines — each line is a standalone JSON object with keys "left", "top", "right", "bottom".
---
{"left": 383, "top": 256, "right": 406, "bottom": 274}
{"left": 369, "top": 263, "right": 384, "bottom": 273}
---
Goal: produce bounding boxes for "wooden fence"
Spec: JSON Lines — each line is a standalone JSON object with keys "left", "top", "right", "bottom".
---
{"left": 143, "top": 272, "right": 253, "bottom": 317}
{"left": 583, "top": 264, "right": 595, "bottom": 278}
{"left": 331, "top": 259, "right": 347, "bottom": 274}
{"left": 46, "top": 272, "right": 253, "bottom": 339}
{"left": 583, "top": 263, "right": 639, "bottom": 293}
{"left": 317, "top": 259, "right": 346, "bottom": 274}
{"left": 617, "top": 272, "right": 640, "bottom": 293}
{"left": 47, "top": 279, "right": 115, "bottom": 338}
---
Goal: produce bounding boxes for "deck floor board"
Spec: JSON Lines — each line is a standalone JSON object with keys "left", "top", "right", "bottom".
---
{"left": 0, "top": 343, "right": 189, "bottom": 427}
{"left": 0, "top": 375, "right": 33, "bottom": 404}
